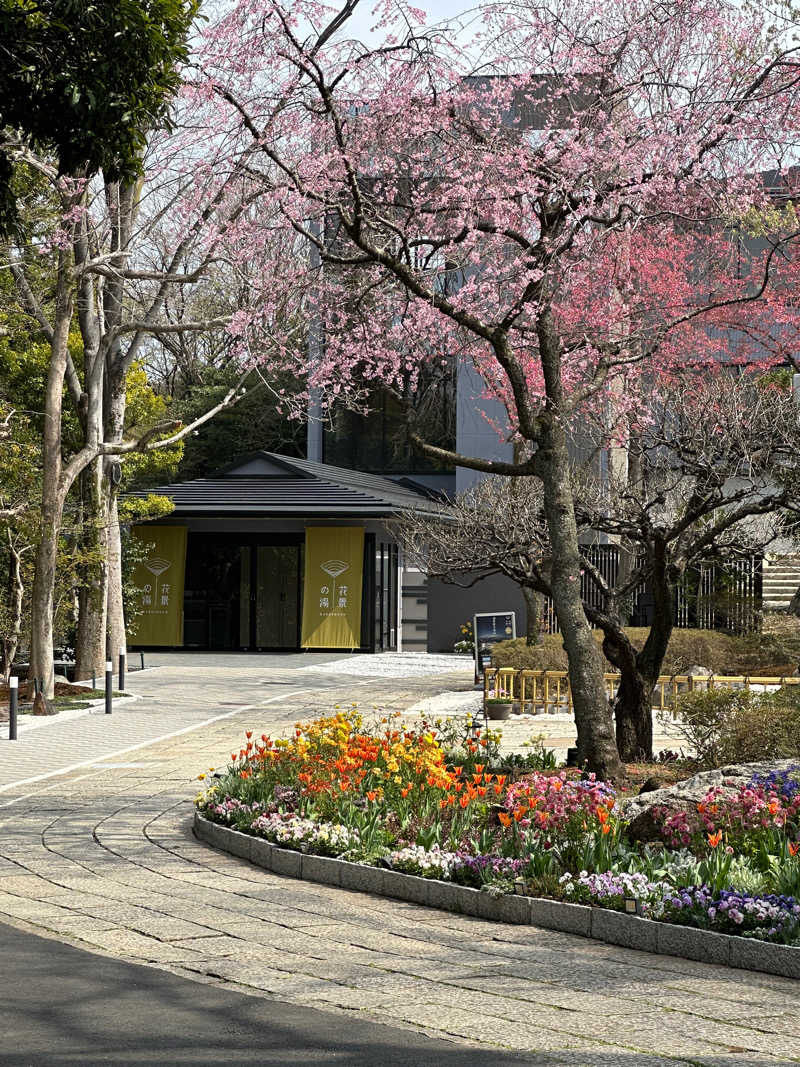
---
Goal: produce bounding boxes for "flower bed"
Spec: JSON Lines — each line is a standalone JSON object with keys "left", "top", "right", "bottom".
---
{"left": 195, "top": 709, "right": 800, "bottom": 946}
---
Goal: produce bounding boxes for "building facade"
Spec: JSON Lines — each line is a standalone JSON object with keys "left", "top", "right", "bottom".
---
{"left": 129, "top": 453, "right": 443, "bottom": 653}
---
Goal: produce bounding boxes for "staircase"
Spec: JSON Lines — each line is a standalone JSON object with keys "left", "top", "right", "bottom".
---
{"left": 762, "top": 554, "right": 800, "bottom": 612}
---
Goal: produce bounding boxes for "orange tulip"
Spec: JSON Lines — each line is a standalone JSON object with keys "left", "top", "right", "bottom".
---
{"left": 453, "top": 766, "right": 463, "bottom": 776}
{"left": 477, "top": 786, "right": 487, "bottom": 797}
{"left": 708, "top": 830, "right": 722, "bottom": 848}
{"left": 597, "top": 808, "right": 609, "bottom": 825}
{"left": 474, "top": 764, "right": 485, "bottom": 773}
{"left": 789, "top": 841, "right": 799, "bottom": 857}
{"left": 495, "top": 775, "right": 507, "bottom": 788}
{"left": 768, "top": 800, "right": 780, "bottom": 815}
{"left": 498, "top": 811, "right": 512, "bottom": 828}
{"left": 366, "top": 790, "right": 378, "bottom": 802}
{"left": 459, "top": 795, "right": 470, "bottom": 808}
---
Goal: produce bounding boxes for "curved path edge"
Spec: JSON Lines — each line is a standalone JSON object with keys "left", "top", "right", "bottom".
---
{"left": 195, "top": 812, "right": 800, "bottom": 982}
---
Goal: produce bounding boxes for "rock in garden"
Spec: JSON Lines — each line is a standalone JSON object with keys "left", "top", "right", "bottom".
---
{"left": 621, "top": 759, "right": 800, "bottom": 844}
{"left": 637, "top": 776, "right": 664, "bottom": 795}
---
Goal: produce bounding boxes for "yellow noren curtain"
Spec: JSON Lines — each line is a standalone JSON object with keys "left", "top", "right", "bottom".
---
{"left": 129, "top": 526, "right": 187, "bottom": 646}
{"left": 301, "top": 527, "right": 364, "bottom": 649}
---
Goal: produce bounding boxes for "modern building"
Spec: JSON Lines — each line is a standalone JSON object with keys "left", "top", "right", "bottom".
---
{"left": 128, "top": 452, "right": 444, "bottom": 653}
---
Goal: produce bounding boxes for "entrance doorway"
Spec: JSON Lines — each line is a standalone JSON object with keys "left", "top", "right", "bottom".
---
{"left": 184, "top": 535, "right": 302, "bottom": 650}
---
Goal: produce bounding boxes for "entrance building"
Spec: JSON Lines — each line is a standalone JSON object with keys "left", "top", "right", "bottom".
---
{"left": 128, "top": 453, "right": 441, "bottom": 653}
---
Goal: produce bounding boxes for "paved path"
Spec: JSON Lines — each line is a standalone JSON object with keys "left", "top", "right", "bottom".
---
{"left": 1, "top": 920, "right": 527, "bottom": 1066}
{"left": 0, "top": 655, "right": 799, "bottom": 1066}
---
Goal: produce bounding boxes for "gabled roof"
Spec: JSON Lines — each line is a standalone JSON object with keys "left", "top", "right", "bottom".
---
{"left": 129, "top": 451, "right": 445, "bottom": 518}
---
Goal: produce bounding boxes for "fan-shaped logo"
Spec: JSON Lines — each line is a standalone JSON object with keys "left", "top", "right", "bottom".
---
{"left": 143, "top": 556, "right": 171, "bottom": 610}
{"left": 319, "top": 559, "right": 350, "bottom": 615}
{"left": 320, "top": 559, "right": 349, "bottom": 579}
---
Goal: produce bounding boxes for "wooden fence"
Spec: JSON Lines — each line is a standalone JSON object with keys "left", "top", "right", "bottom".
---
{"left": 483, "top": 667, "right": 800, "bottom": 718}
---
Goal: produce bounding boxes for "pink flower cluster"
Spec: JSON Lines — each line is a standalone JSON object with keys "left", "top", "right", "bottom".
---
{"left": 659, "top": 781, "right": 800, "bottom": 850}
{"left": 504, "top": 772, "right": 616, "bottom": 835}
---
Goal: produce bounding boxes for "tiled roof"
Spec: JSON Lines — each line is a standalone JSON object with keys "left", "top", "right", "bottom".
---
{"left": 128, "top": 452, "right": 444, "bottom": 517}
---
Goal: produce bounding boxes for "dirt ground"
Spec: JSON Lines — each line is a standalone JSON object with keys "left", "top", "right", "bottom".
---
{"left": 0, "top": 681, "right": 94, "bottom": 716}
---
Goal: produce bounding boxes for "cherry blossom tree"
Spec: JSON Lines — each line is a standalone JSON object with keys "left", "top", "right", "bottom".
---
{"left": 193, "top": 0, "right": 799, "bottom": 776}
{"left": 397, "top": 371, "right": 800, "bottom": 761}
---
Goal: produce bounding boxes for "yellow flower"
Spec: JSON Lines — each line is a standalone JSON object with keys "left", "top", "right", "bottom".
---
{"left": 197, "top": 773, "right": 205, "bottom": 780}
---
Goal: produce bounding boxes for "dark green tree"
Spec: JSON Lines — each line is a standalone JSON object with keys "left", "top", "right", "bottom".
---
{"left": 0, "top": 0, "right": 199, "bottom": 234}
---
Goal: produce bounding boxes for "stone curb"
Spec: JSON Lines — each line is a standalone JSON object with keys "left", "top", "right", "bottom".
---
{"left": 194, "top": 813, "right": 800, "bottom": 981}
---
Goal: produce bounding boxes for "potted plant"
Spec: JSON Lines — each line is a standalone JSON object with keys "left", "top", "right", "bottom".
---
{"left": 485, "top": 696, "right": 513, "bottom": 720}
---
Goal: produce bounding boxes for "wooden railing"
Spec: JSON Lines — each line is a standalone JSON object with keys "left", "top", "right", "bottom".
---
{"left": 483, "top": 667, "right": 800, "bottom": 717}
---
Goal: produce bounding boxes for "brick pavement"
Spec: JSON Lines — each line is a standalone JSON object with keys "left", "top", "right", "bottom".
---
{"left": 0, "top": 655, "right": 799, "bottom": 1065}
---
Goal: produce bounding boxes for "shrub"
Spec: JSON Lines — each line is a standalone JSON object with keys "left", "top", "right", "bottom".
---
{"left": 490, "top": 624, "right": 800, "bottom": 676}
{"left": 717, "top": 686, "right": 800, "bottom": 765}
{"left": 672, "top": 686, "right": 800, "bottom": 767}
{"left": 490, "top": 635, "right": 569, "bottom": 671}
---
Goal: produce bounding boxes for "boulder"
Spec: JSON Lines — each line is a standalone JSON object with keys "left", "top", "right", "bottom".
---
{"left": 637, "top": 776, "right": 664, "bottom": 795}
{"left": 621, "top": 759, "right": 799, "bottom": 844}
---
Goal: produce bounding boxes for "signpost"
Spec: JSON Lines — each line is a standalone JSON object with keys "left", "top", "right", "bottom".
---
{"left": 473, "top": 611, "right": 516, "bottom": 682}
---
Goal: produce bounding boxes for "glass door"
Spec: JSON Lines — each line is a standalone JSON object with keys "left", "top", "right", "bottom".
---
{"left": 255, "top": 545, "right": 300, "bottom": 648}
{"left": 183, "top": 535, "right": 245, "bottom": 648}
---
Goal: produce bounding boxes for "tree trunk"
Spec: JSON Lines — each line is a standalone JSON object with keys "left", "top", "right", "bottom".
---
{"left": 601, "top": 627, "right": 654, "bottom": 762}
{"left": 535, "top": 424, "right": 623, "bottom": 780}
{"left": 522, "top": 584, "right": 542, "bottom": 645}
{"left": 103, "top": 363, "right": 128, "bottom": 665}
{"left": 106, "top": 491, "right": 126, "bottom": 664}
{"left": 73, "top": 458, "right": 109, "bottom": 681}
{"left": 789, "top": 584, "right": 800, "bottom": 618}
{"left": 599, "top": 551, "right": 673, "bottom": 762}
{"left": 1, "top": 535, "right": 24, "bottom": 684}
{"left": 29, "top": 249, "right": 73, "bottom": 698}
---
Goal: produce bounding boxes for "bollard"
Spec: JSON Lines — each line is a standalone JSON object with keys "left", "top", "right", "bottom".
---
{"left": 8, "top": 676, "right": 18, "bottom": 741}
{"left": 118, "top": 647, "right": 126, "bottom": 691}
{"left": 140, "top": 651, "right": 145, "bottom": 672}
{"left": 105, "top": 660, "right": 113, "bottom": 715}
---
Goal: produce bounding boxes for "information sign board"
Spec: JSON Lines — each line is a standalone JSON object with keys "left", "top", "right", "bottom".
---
{"left": 473, "top": 611, "right": 516, "bottom": 680}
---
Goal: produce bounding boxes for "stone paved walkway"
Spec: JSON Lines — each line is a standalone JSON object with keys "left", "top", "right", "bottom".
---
{"left": 1, "top": 655, "right": 799, "bottom": 1066}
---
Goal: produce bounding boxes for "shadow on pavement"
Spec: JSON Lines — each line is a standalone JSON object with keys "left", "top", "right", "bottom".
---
{"left": 0, "top": 923, "right": 743, "bottom": 1067}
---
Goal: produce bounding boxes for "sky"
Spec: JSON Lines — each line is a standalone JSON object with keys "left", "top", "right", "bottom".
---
{"left": 337, "top": 0, "right": 478, "bottom": 42}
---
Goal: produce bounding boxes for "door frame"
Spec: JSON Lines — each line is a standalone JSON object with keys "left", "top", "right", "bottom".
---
{"left": 241, "top": 534, "right": 304, "bottom": 651}
{"left": 248, "top": 539, "right": 304, "bottom": 650}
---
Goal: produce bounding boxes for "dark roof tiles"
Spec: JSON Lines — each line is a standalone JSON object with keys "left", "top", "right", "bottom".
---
{"left": 129, "top": 452, "right": 443, "bottom": 517}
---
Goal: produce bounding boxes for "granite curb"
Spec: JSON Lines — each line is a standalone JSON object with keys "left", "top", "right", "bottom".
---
{"left": 194, "top": 812, "right": 800, "bottom": 981}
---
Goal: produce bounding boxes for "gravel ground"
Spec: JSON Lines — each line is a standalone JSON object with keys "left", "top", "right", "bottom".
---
{"left": 403, "top": 690, "right": 686, "bottom": 759}
{"left": 299, "top": 652, "right": 475, "bottom": 678}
